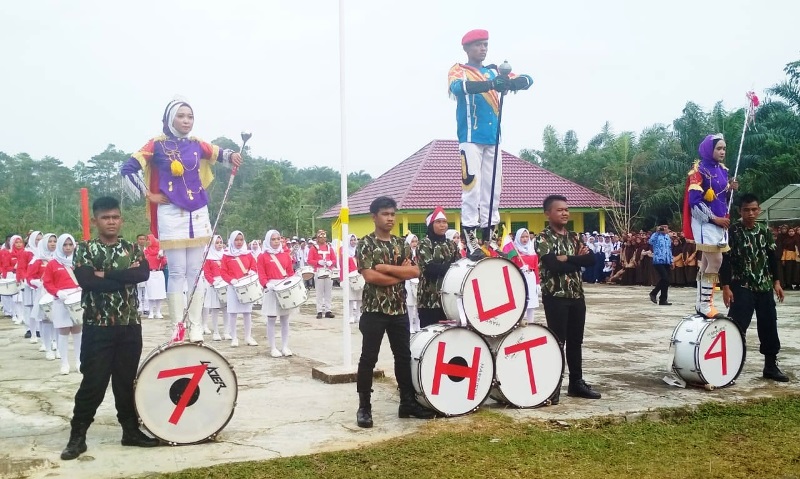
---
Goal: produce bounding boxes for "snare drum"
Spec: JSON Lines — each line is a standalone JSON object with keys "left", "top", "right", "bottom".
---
{"left": 64, "top": 291, "right": 84, "bottom": 325}
{"left": 347, "top": 271, "right": 365, "bottom": 292}
{"left": 671, "top": 314, "right": 745, "bottom": 388}
{"left": 410, "top": 325, "right": 494, "bottom": 417}
{"left": 440, "top": 257, "right": 527, "bottom": 337}
{"left": 316, "top": 268, "right": 331, "bottom": 279}
{"left": 0, "top": 275, "right": 19, "bottom": 296}
{"left": 214, "top": 283, "right": 228, "bottom": 305}
{"left": 39, "top": 294, "right": 55, "bottom": 319}
{"left": 233, "top": 273, "right": 261, "bottom": 304}
{"left": 488, "top": 324, "right": 563, "bottom": 407}
{"left": 134, "top": 342, "right": 238, "bottom": 445}
{"left": 299, "top": 266, "right": 315, "bottom": 281}
{"left": 273, "top": 276, "right": 308, "bottom": 310}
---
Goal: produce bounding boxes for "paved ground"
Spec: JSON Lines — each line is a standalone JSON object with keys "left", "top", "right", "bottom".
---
{"left": 1, "top": 284, "right": 798, "bottom": 479}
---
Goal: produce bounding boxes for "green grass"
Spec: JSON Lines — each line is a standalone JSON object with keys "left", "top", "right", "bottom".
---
{"left": 162, "top": 396, "right": 800, "bottom": 479}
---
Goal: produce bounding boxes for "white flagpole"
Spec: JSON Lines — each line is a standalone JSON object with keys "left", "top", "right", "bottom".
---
{"left": 339, "top": 0, "right": 352, "bottom": 368}
{"left": 727, "top": 92, "right": 757, "bottom": 213}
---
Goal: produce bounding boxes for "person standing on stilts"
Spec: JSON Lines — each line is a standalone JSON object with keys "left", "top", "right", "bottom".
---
{"left": 683, "top": 134, "right": 738, "bottom": 318}
{"left": 448, "top": 29, "right": 533, "bottom": 258}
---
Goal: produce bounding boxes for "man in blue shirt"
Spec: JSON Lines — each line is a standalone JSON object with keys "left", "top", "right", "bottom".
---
{"left": 447, "top": 29, "right": 533, "bottom": 258}
{"left": 649, "top": 225, "right": 674, "bottom": 305}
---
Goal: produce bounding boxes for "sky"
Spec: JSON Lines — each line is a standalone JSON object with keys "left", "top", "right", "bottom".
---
{"left": 1, "top": 0, "right": 797, "bottom": 178}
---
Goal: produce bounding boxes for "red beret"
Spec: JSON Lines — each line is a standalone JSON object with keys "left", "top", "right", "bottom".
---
{"left": 461, "top": 29, "right": 489, "bottom": 46}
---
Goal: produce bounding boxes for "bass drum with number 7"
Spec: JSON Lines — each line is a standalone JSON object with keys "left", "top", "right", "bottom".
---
{"left": 134, "top": 342, "right": 238, "bottom": 445}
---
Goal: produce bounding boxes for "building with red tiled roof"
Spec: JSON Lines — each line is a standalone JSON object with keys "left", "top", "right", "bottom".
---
{"left": 322, "top": 139, "right": 618, "bottom": 239}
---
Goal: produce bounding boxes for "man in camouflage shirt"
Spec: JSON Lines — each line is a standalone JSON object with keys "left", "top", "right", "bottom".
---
{"left": 720, "top": 193, "right": 788, "bottom": 382}
{"left": 417, "top": 206, "right": 459, "bottom": 327}
{"left": 535, "top": 195, "right": 600, "bottom": 403}
{"left": 61, "top": 197, "right": 158, "bottom": 461}
{"left": 354, "top": 196, "right": 435, "bottom": 428}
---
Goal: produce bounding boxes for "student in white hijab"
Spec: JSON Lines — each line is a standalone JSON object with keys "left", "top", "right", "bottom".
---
{"left": 404, "top": 234, "right": 421, "bottom": 333}
{"left": 220, "top": 230, "right": 257, "bottom": 347}
{"left": 43, "top": 234, "right": 82, "bottom": 375}
{"left": 258, "top": 229, "right": 297, "bottom": 357}
{"left": 512, "top": 228, "right": 540, "bottom": 324}
{"left": 201, "top": 235, "right": 226, "bottom": 340}
{"left": 339, "top": 234, "right": 362, "bottom": 324}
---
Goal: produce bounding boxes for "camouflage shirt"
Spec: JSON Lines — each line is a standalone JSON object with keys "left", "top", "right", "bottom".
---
{"left": 74, "top": 238, "right": 143, "bottom": 326}
{"left": 723, "top": 221, "right": 776, "bottom": 293}
{"left": 356, "top": 233, "right": 412, "bottom": 315}
{"left": 417, "top": 237, "right": 459, "bottom": 309}
{"left": 535, "top": 227, "right": 586, "bottom": 299}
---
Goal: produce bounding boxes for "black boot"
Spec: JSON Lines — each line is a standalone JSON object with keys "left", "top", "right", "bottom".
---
{"left": 121, "top": 421, "right": 160, "bottom": 447}
{"left": 357, "top": 391, "right": 373, "bottom": 428}
{"left": 398, "top": 392, "right": 436, "bottom": 419}
{"left": 550, "top": 376, "right": 563, "bottom": 405}
{"left": 763, "top": 356, "right": 789, "bottom": 382}
{"left": 567, "top": 379, "right": 602, "bottom": 399}
{"left": 60, "top": 422, "right": 89, "bottom": 460}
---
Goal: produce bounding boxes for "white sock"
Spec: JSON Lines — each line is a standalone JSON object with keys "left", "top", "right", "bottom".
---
{"left": 526, "top": 308, "right": 535, "bottom": 324}
{"left": 280, "top": 315, "right": 290, "bottom": 350}
{"left": 229, "top": 314, "right": 237, "bottom": 337}
{"left": 210, "top": 309, "right": 219, "bottom": 333}
{"left": 58, "top": 334, "right": 69, "bottom": 368}
{"left": 243, "top": 313, "right": 252, "bottom": 339}
{"left": 72, "top": 331, "right": 82, "bottom": 365}
{"left": 267, "top": 316, "right": 277, "bottom": 349}
{"left": 40, "top": 322, "right": 53, "bottom": 352}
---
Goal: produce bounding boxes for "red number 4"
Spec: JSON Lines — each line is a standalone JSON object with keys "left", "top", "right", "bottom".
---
{"left": 704, "top": 330, "right": 728, "bottom": 376}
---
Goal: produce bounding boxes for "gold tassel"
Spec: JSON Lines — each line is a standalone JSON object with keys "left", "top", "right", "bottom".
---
{"left": 171, "top": 159, "right": 184, "bottom": 176}
{"left": 703, "top": 188, "right": 716, "bottom": 202}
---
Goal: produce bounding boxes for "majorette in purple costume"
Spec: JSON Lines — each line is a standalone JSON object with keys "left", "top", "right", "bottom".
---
{"left": 121, "top": 98, "right": 243, "bottom": 342}
{"left": 683, "top": 133, "right": 736, "bottom": 319}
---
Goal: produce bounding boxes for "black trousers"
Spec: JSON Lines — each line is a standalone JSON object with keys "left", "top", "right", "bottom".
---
{"left": 651, "top": 264, "right": 670, "bottom": 303}
{"left": 418, "top": 307, "right": 447, "bottom": 329}
{"left": 357, "top": 312, "right": 413, "bottom": 395}
{"left": 72, "top": 324, "right": 143, "bottom": 427}
{"left": 727, "top": 284, "right": 781, "bottom": 358}
{"left": 541, "top": 296, "right": 586, "bottom": 382}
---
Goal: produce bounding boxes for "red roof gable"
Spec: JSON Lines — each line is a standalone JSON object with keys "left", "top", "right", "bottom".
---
{"left": 322, "top": 139, "right": 618, "bottom": 218}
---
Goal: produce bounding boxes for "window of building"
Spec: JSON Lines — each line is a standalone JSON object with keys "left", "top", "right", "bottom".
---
{"left": 407, "top": 223, "right": 427, "bottom": 239}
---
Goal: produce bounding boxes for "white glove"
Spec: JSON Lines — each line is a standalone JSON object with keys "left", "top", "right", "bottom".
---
{"left": 56, "top": 290, "right": 69, "bottom": 300}
{"left": 326, "top": 260, "right": 333, "bottom": 267}
{"left": 520, "top": 264, "right": 529, "bottom": 272}
{"left": 29, "top": 279, "right": 43, "bottom": 289}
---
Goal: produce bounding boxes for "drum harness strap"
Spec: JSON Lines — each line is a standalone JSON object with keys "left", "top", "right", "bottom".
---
{"left": 233, "top": 257, "right": 249, "bottom": 277}
{"left": 268, "top": 254, "right": 288, "bottom": 278}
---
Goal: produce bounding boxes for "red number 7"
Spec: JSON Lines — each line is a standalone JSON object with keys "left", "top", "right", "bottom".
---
{"left": 704, "top": 330, "right": 728, "bottom": 376}
{"left": 157, "top": 364, "right": 208, "bottom": 425}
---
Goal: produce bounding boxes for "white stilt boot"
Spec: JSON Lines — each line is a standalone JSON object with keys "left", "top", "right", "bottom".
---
{"left": 187, "top": 284, "right": 206, "bottom": 343}
{"left": 167, "top": 292, "right": 186, "bottom": 342}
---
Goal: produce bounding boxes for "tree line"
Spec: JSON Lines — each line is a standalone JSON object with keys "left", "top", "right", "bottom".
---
{"left": 520, "top": 58, "right": 800, "bottom": 233}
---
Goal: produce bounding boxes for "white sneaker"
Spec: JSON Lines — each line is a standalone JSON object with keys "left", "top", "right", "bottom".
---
{"left": 45, "top": 351, "right": 55, "bottom": 361}
{"left": 245, "top": 337, "right": 258, "bottom": 346}
{"left": 230, "top": 337, "right": 239, "bottom": 347}
{"left": 281, "top": 347, "right": 293, "bottom": 357}
{"left": 30, "top": 337, "right": 39, "bottom": 344}
{"left": 60, "top": 365, "right": 70, "bottom": 375}
{"left": 147, "top": 312, "right": 154, "bottom": 319}
{"left": 155, "top": 313, "right": 164, "bottom": 319}
{"left": 51, "top": 340, "right": 57, "bottom": 351}
{"left": 204, "top": 327, "right": 212, "bottom": 334}
{"left": 12, "top": 316, "right": 21, "bottom": 324}
{"left": 39, "top": 344, "right": 47, "bottom": 352}
{"left": 223, "top": 333, "right": 232, "bottom": 341}
{"left": 270, "top": 348, "right": 282, "bottom": 358}
{"left": 349, "top": 318, "right": 355, "bottom": 324}
{"left": 212, "top": 332, "right": 221, "bottom": 341}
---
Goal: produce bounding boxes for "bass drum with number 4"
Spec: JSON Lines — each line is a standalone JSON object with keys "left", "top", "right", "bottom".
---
{"left": 670, "top": 314, "right": 745, "bottom": 388}
{"left": 134, "top": 342, "right": 238, "bottom": 445}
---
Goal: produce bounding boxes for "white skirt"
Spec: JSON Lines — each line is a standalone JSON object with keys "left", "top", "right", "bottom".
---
{"left": 263, "top": 280, "right": 296, "bottom": 317}
{"left": 51, "top": 300, "right": 73, "bottom": 329}
{"left": 30, "top": 286, "right": 45, "bottom": 319}
{"left": 145, "top": 270, "right": 167, "bottom": 300}
{"left": 157, "top": 203, "right": 212, "bottom": 250}
{"left": 203, "top": 278, "right": 221, "bottom": 309}
{"left": 691, "top": 217, "right": 730, "bottom": 253}
{"left": 226, "top": 284, "right": 253, "bottom": 314}
{"left": 22, "top": 285, "right": 35, "bottom": 306}
{"left": 523, "top": 270, "right": 539, "bottom": 310}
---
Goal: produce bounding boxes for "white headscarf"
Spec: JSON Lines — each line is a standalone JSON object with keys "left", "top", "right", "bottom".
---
{"left": 26, "top": 231, "right": 41, "bottom": 254}
{"left": 405, "top": 233, "right": 418, "bottom": 260}
{"left": 37, "top": 233, "right": 57, "bottom": 262}
{"left": 445, "top": 229, "right": 458, "bottom": 241}
{"left": 250, "top": 240, "right": 262, "bottom": 258}
{"left": 347, "top": 234, "right": 358, "bottom": 257}
{"left": 206, "top": 235, "right": 224, "bottom": 261}
{"left": 227, "top": 230, "right": 249, "bottom": 257}
{"left": 163, "top": 98, "right": 192, "bottom": 139}
{"left": 55, "top": 234, "right": 75, "bottom": 267}
{"left": 262, "top": 230, "right": 283, "bottom": 255}
{"left": 514, "top": 228, "right": 534, "bottom": 256}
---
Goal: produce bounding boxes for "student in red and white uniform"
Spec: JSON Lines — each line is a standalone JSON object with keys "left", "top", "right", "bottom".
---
{"left": 446, "top": 229, "right": 466, "bottom": 259}
{"left": 339, "top": 234, "right": 362, "bottom": 324}
{"left": 0, "top": 238, "right": 12, "bottom": 318}
{"left": 221, "top": 230, "right": 257, "bottom": 347}
{"left": 2, "top": 235, "right": 26, "bottom": 324}
{"left": 258, "top": 229, "right": 296, "bottom": 358}
{"left": 307, "top": 230, "right": 337, "bottom": 319}
{"left": 250, "top": 240, "right": 262, "bottom": 260}
{"left": 18, "top": 231, "right": 42, "bottom": 339}
{"left": 42, "top": 234, "right": 83, "bottom": 375}
{"left": 405, "top": 234, "right": 421, "bottom": 333}
{"left": 511, "top": 228, "right": 540, "bottom": 324}
{"left": 27, "top": 233, "right": 57, "bottom": 352}
{"left": 202, "top": 235, "right": 226, "bottom": 341}
{"left": 143, "top": 234, "right": 167, "bottom": 319}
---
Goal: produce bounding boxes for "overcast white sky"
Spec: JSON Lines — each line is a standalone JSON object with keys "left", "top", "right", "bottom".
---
{"left": 1, "top": 0, "right": 797, "bottom": 176}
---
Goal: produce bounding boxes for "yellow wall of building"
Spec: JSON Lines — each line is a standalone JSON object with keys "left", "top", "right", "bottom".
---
{"left": 333, "top": 210, "right": 596, "bottom": 241}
